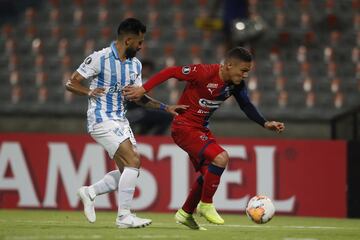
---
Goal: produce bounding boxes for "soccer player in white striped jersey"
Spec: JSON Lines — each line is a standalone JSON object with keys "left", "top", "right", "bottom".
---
{"left": 66, "top": 18, "right": 188, "bottom": 228}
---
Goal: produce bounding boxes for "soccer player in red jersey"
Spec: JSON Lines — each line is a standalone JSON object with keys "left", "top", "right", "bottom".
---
{"left": 123, "top": 47, "right": 285, "bottom": 230}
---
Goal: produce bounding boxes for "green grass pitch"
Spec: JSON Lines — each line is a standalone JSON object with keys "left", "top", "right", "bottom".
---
{"left": 1, "top": 210, "right": 360, "bottom": 240}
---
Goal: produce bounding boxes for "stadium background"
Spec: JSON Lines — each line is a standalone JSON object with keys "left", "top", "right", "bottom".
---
{"left": 0, "top": 0, "right": 360, "bottom": 239}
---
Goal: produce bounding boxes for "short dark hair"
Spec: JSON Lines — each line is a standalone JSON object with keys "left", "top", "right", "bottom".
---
{"left": 117, "top": 18, "right": 146, "bottom": 38}
{"left": 225, "top": 47, "right": 252, "bottom": 62}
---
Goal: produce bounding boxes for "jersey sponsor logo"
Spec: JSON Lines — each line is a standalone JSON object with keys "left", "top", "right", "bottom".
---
{"left": 85, "top": 57, "right": 92, "bottom": 65}
{"left": 198, "top": 98, "right": 223, "bottom": 108}
{"left": 182, "top": 66, "right": 191, "bottom": 74}
{"left": 197, "top": 109, "right": 209, "bottom": 114}
{"left": 108, "top": 83, "right": 121, "bottom": 93}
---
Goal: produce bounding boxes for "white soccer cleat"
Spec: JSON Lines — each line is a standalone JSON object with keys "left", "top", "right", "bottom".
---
{"left": 116, "top": 214, "right": 152, "bottom": 228}
{"left": 77, "top": 186, "right": 96, "bottom": 223}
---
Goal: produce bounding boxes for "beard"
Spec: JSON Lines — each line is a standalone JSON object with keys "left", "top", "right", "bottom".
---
{"left": 125, "top": 47, "right": 138, "bottom": 59}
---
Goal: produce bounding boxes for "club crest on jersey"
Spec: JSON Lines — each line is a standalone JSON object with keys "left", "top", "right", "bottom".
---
{"left": 182, "top": 66, "right": 191, "bottom": 74}
{"left": 129, "top": 72, "right": 139, "bottom": 81}
{"left": 200, "top": 135, "right": 208, "bottom": 141}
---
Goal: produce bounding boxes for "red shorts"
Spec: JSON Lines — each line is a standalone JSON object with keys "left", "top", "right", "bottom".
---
{"left": 171, "top": 123, "right": 225, "bottom": 172}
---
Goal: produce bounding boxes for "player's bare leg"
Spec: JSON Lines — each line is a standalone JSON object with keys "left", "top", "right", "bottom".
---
{"left": 113, "top": 139, "right": 152, "bottom": 228}
{"left": 77, "top": 170, "right": 121, "bottom": 223}
{"left": 197, "top": 151, "right": 228, "bottom": 225}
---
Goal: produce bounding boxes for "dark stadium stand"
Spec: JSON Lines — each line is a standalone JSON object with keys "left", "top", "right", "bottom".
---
{"left": 0, "top": 0, "right": 359, "bottom": 121}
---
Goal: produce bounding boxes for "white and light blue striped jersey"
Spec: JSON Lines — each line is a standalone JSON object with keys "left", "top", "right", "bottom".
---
{"left": 76, "top": 42, "right": 143, "bottom": 132}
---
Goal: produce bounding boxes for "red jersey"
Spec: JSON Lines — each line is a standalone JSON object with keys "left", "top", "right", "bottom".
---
{"left": 143, "top": 64, "right": 266, "bottom": 128}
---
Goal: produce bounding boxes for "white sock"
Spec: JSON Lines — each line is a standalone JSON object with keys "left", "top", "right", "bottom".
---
{"left": 88, "top": 170, "right": 121, "bottom": 200}
{"left": 117, "top": 167, "right": 139, "bottom": 216}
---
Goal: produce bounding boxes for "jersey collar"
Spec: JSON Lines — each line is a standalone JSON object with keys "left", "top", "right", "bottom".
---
{"left": 110, "top": 41, "right": 120, "bottom": 60}
{"left": 110, "top": 41, "right": 133, "bottom": 64}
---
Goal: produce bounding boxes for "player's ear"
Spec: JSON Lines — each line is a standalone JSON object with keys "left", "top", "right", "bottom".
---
{"left": 125, "top": 37, "right": 132, "bottom": 46}
{"left": 226, "top": 61, "right": 232, "bottom": 69}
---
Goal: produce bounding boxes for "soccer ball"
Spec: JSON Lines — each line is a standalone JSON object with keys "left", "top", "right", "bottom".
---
{"left": 246, "top": 195, "right": 275, "bottom": 224}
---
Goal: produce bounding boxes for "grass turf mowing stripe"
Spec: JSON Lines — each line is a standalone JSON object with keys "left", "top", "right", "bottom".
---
{"left": 1, "top": 210, "right": 360, "bottom": 240}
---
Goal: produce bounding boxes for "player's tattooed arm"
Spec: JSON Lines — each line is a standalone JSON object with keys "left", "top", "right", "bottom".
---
{"left": 135, "top": 95, "right": 189, "bottom": 116}
{"left": 122, "top": 86, "right": 146, "bottom": 101}
{"left": 65, "top": 71, "right": 105, "bottom": 97}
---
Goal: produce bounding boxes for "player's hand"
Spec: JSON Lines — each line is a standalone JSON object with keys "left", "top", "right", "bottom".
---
{"left": 166, "top": 105, "right": 189, "bottom": 116}
{"left": 88, "top": 87, "right": 105, "bottom": 98}
{"left": 264, "top": 121, "right": 285, "bottom": 133}
{"left": 123, "top": 85, "right": 146, "bottom": 101}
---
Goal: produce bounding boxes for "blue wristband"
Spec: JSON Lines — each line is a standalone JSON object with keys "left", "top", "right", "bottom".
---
{"left": 159, "top": 103, "right": 167, "bottom": 111}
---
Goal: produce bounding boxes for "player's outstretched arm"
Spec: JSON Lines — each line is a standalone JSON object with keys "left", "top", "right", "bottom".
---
{"left": 123, "top": 65, "right": 199, "bottom": 101}
{"left": 135, "top": 94, "right": 188, "bottom": 116}
{"left": 264, "top": 121, "right": 285, "bottom": 133}
{"left": 233, "top": 83, "right": 285, "bottom": 133}
{"left": 65, "top": 71, "right": 105, "bottom": 97}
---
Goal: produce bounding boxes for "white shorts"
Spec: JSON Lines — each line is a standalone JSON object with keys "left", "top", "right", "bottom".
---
{"left": 90, "top": 119, "right": 136, "bottom": 159}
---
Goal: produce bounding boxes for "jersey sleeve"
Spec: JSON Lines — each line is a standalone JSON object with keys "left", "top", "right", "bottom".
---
{"left": 173, "top": 65, "right": 203, "bottom": 82}
{"left": 232, "top": 81, "right": 267, "bottom": 127}
{"left": 143, "top": 64, "right": 203, "bottom": 91}
{"left": 76, "top": 52, "right": 101, "bottom": 79}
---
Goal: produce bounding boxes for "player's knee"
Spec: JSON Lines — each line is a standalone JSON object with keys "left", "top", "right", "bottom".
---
{"left": 113, "top": 151, "right": 141, "bottom": 168}
{"left": 124, "top": 152, "right": 141, "bottom": 168}
{"left": 132, "top": 152, "right": 141, "bottom": 168}
{"left": 212, "top": 151, "right": 229, "bottom": 168}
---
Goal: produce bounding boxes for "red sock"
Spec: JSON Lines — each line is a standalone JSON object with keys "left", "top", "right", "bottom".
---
{"left": 182, "top": 176, "right": 203, "bottom": 214}
{"left": 201, "top": 164, "right": 225, "bottom": 203}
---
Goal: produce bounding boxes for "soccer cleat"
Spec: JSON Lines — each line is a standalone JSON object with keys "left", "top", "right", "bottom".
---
{"left": 197, "top": 201, "right": 224, "bottom": 225}
{"left": 77, "top": 186, "right": 96, "bottom": 223}
{"left": 116, "top": 214, "right": 152, "bottom": 228}
{"left": 175, "top": 209, "right": 206, "bottom": 230}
